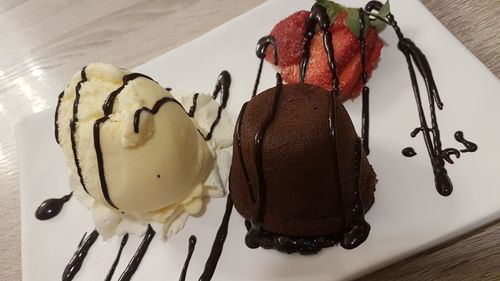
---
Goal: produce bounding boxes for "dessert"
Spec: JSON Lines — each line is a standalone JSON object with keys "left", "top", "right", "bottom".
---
{"left": 265, "top": 0, "right": 384, "bottom": 101}
{"left": 35, "top": 0, "right": 480, "bottom": 280}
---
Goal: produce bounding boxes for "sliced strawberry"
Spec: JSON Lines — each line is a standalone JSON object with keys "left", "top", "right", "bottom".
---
{"left": 265, "top": 10, "right": 310, "bottom": 67}
{"left": 281, "top": 23, "right": 383, "bottom": 102}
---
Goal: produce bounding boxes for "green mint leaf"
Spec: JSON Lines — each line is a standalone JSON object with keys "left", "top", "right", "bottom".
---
{"left": 378, "top": 0, "right": 391, "bottom": 17}
{"left": 346, "top": 8, "right": 360, "bottom": 38}
{"left": 315, "top": 0, "right": 345, "bottom": 22}
{"left": 368, "top": 0, "right": 390, "bottom": 32}
{"left": 370, "top": 18, "right": 387, "bottom": 32}
{"left": 346, "top": 8, "right": 369, "bottom": 38}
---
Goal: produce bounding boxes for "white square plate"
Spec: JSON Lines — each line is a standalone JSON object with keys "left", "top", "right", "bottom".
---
{"left": 18, "top": 0, "right": 500, "bottom": 280}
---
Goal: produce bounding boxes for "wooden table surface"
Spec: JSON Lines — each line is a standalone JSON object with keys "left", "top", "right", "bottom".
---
{"left": 1, "top": 0, "right": 498, "bottom": 280}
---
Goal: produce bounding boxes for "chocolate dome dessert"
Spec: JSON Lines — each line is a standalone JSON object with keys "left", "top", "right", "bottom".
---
{"left": 230, "top": 82, "right": 377, "bottom": 254}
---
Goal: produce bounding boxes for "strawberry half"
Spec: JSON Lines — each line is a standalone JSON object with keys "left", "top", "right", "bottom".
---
{"left": 265, "top": 10, "right": 310, "bottom": 67}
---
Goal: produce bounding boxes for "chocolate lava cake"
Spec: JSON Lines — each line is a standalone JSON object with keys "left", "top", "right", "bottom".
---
{"left": 229, "top": 82, "right": 377, "bottom": 254}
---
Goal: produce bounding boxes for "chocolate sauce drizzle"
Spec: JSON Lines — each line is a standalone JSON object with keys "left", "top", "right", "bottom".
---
{"left": 455, "top": 131, "right": 478, "bottom": 153}
{"left": 178, "top": 236, "right": 197, "bottom": 281}
{"left": 235, "top": 103, "right": 254, "bottom": 203}
{"left": 62, "top": 230, "right": 99, "bottom": 281}
{"left": 118, "top": 225, "right": 155, "bottom": 281}
{"left": 54, "top": 90, "right": 65, "bottom": 144}
{"left": 104, "top": 234, "right": 129, "bottom": 281}
{"left": 198, "top": 195, "right": 233, "bottom": 281}
{"left": 202, "top": 70, "right": 231, "bottom": 140}
{"left": 188, "top": 93, "right": 200, "bottom": 117}
{"left": 35, "top": 192, "right": 72, "bottom": 220}
{"left": 402, "top": 147, "right": 417, "bottom": 157}
{"left": 102, "top": 73, "right": 155, "bottom": 115}
{"left": 245, "top": 33, "right": 283, "bottom": 249}
{"left": 133, "top": 97, "right": 183, "bottom": 133}
{"left": 337, "top": 8, "right": 372, "bottom": 250}
{"left": 303, "top": 4, "right": 370, "bottom": 250}
{"left": 253, "top": 35, "right": 277, "bottom": 98}
{"left": 359, "top": 8, "right": 371, "bottom": 155}
{"left": 93, "top": 116, "right": 117, "bottom": 209}
{"left": 365, "top": 0, "right": 477, "bottom": 196}
{"left": 69, "top": 67, "right": 90, "bottom": 194}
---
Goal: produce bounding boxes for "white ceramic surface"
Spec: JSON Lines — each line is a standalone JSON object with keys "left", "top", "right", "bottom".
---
{"left": 18, "top": 0, "right": 500, "bottom": 280}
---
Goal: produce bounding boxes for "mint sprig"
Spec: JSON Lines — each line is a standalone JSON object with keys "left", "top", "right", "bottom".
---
{"left": 315, "top": 0, "right": 345, "bottom": 21}
{"left": 315, "top": 0, "right": 391, "bottom": 38}
{"left": 346, "top": 8, "right": 369, "bottom": 38}
{"left": 369, "top": 0, "right": 391, "bottom": 32}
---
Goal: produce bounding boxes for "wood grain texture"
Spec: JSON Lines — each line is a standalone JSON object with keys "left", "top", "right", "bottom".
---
{"left": 0, "top": 0, "right": 498, "bottom": 280}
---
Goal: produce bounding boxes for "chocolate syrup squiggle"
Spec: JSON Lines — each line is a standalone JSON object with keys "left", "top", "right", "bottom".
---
{"left": 118, "top": 225, "right": 155, "bottom": 281}
{"left": 178, "top": 236, "right": 197, "bottom": 281}
{"left": 35, "top": 192, "right": 72, "bottom": 220}
{"left": 62, "top": 230, "right": 99, "bottom": 281}
{"left": 455, "top": 131, "right": 478, "bottom": 153}
{"left": 69, "top": 67, "right": 90, "bottom": 194}
{"left": 104, "top": 234, "right": 129, "bottom": 281}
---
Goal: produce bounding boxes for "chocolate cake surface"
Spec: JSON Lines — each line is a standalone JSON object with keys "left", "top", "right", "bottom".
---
{"left": 230, "top": 83, "right": 377, "bottom": 239}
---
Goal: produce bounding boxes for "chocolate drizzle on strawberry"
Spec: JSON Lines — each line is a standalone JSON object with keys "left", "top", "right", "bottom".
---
{"left": 359, "top": 8, "right": 371, "bottom": 155}
{"left": 366, "top": 0, "right": 477, "bottom": 196}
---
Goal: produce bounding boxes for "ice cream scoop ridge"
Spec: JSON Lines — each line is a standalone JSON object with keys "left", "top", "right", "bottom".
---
{"left": 55, "top": 63, "right": 232, "bottom": 239}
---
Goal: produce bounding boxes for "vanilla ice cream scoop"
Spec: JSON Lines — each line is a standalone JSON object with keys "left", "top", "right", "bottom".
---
{"left": 55, "top": 63, "right": 232, "bottom": 238}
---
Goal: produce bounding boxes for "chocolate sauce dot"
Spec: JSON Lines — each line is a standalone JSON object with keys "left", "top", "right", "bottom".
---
{"left": 35, "top": 193, "right": 72, "bottom": 220}
{"left": 402, "top": 147, "right": 417, "bottom": 157}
